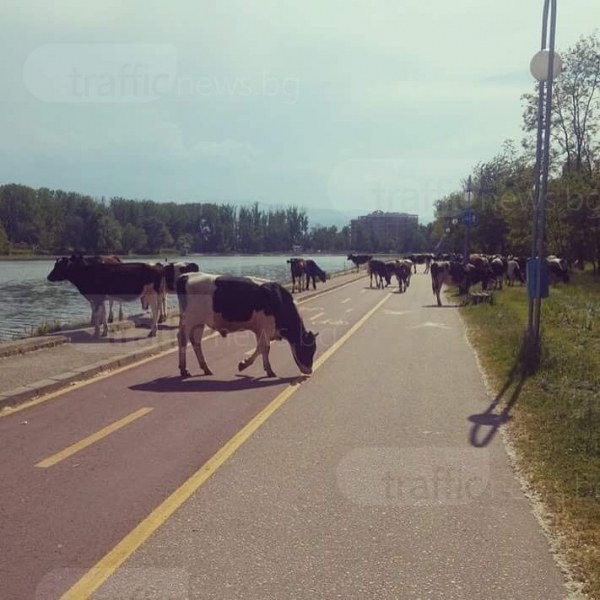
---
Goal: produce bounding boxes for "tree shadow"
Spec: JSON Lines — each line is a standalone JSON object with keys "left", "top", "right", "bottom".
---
{"left": 130, "top": 373, "right": 306, "bottom": 393}
{"left": 468, "top": 342, "right": 528, "bottom": 448}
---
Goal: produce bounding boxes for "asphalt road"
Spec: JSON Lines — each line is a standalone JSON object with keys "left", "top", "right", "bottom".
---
{"left": 0, "top": 272, "right": 569, "bottom": 599}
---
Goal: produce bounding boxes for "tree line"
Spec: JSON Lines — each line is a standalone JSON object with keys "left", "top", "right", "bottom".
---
{"left": 432, "top": 33, "right": 600, "bottom": 269}
{"left": 0, "top": 188, "right": 357, "bottom": 255}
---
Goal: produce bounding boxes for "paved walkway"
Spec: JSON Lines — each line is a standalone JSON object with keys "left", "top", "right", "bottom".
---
{"left": 92, "top": 274, "right": 569, "bottom": 599}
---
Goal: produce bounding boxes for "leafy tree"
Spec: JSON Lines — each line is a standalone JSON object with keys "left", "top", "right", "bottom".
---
{"left": 523, "top": 32, "right": 600, "bottom": 178}
{"left": 121, "top": 223, "right": 148, "bottom": 254}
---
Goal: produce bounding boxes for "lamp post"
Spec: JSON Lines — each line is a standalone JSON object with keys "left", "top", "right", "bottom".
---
{"left": 463, "top": 175, "right": 473, "bottom": 264}
{"left": 525, "top": 0, "right": 561, "bottom": 371}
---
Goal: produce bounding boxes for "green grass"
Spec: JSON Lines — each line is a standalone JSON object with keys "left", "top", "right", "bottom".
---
{"left": 460, "top": 272, "right": 600, "bottom": 597}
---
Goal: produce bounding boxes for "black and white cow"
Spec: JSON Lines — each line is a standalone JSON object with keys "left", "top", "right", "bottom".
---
{"left": 47, "top": 257, "right": 163, "bottom": 337}
{"left": 490, "top": 255, "right": 507, "bottom": 290}
{"left": 506, "top": 258, "right": 525, "bottom": 286}
{"left": 287, "top": 258, "right": 306, "bottom": 293}
{"left": 431, "top": 261, "right": 468, "bottom": 306}
{"left": 431, "top": 260, "right": 493, "bottom": 306}
{"left": 368, "top": 258, "right": 391, "bottom": 289}
{"left": 156, "top": 261, "right": 200, "bottom": 321}
{"left": 176, "top": 273, "right": 318, "bottom": 378}
{"left": 74, "top": 254, "right": 125, "bottom": 324}
{"left": 386, "top": 259, "right": 412, "bottom": 292}
{"left": 546, "top": 255, "right": 570, "bottom": 283}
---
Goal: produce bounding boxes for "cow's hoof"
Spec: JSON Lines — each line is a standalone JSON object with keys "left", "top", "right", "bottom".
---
{"left": 238, "top": 361, "right": 249, "bottom": 372}
{"left": 265, "top": 370, "right": 276, "bottom": 378}
{"left": 180, "top": 369, "right": 191, "bottom": 378}
{"left": 147, "top": 330, "right": 157, "bottom": 338}
{"left": 202, "top": 367, "right": 213, "bottom": 376}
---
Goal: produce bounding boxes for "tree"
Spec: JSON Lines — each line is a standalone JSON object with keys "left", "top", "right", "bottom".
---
{"left": 0, "top": 221, "right": 9, "bottom": 254}
{"left": 523, "top": 32, "right": 600, "bottom": 178}
{"left": 121, "top": 223, "right": 148, "bottom": 254}
{"left": 143, "top": 217, "right": 174, "bottom": 253}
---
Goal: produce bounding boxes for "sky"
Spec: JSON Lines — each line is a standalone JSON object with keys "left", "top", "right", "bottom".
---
{"left": 0, "top": 1, "right": 598, "bottom": 226}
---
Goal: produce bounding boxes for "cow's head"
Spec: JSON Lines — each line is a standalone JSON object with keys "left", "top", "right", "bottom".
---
{"left": 290, "top": 330, "right": 318, "bottom": 375}
{"left": 47, "top": 256, "right": 72, "bottom": 281}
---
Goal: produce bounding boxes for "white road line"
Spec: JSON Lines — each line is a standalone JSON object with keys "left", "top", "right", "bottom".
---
{"left": 341, "top": 298, "right": 351, "bottom": 304}
{"left": 345, "top": 308, "right": 354, "bottom": 313}
{"left": 309, "top": 312, "right": 325, "bottom": 321}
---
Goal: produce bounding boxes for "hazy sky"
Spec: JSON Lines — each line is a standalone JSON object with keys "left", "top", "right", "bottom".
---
{"left": 0, "top": 1, "right": 598, "bottom": 224}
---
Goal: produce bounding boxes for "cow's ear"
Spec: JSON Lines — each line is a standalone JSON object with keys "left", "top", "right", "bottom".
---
{"left": 313, "top": 331, "right": 319, "bottom": 338}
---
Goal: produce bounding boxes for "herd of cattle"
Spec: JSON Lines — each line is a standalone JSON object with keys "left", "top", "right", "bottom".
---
{"left": 45, "top": 251, "right": 571, "bottom": 378}
{"left": 46, "top": 254, "right": 318, "bottom": 378}
{"left": 346, "top": 252, "right": 570, "bottom": 306}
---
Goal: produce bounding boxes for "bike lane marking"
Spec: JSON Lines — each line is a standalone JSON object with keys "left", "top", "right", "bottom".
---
{"left": 60, "top": 292, "right": 392, "bottom": 600}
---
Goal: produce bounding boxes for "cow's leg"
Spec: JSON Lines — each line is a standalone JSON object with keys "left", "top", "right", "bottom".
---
{"left": 93, "top": 301, "right": 107, "bottom": 337}
{"left": 146, "top": 291, "right": 159, "bottom": 337}
{"left": 238, "top": 332, "right": 275, "bottom": 377}
{"left": 434, "top": 284, "right": 442, "bottom": 307}
{"left": 88, "top": 299, "right": 95, "bottom": 326}
{"left": 177, "top": 321, "right": 192, "bottom": 377}
{"left": 107, "top": 299, "right": 114, "bottom": 323}
{"left": 189, "top": 323, "right": 212, "bottom": 375}
{"left": 118, "top": 302, "right": 123, "bottom": 321}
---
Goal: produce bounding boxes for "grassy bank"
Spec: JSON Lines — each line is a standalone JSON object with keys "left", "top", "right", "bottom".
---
{"left": 460, "top": 272, "right": 600, "bottom": 597}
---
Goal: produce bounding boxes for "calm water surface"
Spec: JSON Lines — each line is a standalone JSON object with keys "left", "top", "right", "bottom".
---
{"left": 0, "top": 254, "right": 352, "bottom": 340}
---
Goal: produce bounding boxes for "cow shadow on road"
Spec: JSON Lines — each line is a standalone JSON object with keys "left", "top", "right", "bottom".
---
{"left": 130, "top": 374, "right": 306, "bottom": 393}
{"left": 467, "top": 350, "right": 528, "bottom": 448}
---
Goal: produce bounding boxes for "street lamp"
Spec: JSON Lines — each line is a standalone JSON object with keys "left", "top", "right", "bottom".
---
{"left": 525, "top": 0, "right": 561, "bottom": 372}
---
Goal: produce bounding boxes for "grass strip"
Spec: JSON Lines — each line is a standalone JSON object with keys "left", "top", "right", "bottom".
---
{"left": 460, "top": 272, "right": 600, "bottom": 597}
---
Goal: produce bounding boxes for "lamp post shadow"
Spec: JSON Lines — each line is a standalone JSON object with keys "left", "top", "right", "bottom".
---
{"left": 468, "top": 343, "right": 529, "bottom": 448}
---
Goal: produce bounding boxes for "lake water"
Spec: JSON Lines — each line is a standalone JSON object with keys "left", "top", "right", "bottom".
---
{"left": 0, "top": 254, "right": 353, "bottom": 340}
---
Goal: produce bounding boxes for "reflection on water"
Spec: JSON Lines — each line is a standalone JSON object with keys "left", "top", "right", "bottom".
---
{"left": 0, "top": 254, "right": 350, "bottom": 340}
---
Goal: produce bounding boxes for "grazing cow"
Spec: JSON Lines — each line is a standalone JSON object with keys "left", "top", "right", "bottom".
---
{"left": 546, "top": 255, "right": 570, "bottom": 283}
{"left": 368, "top": 258, "right": 391, "bottom": 289}
{"left": 347, "top": 253, "right": 373, "bottom": 272}
{"left": 47, "top": 257, "right": 163, "bottom": 337}
{"left": 156, "top": 261, "right": 201, "bottom": 322}
{"left": 287, "top": 258, "right": 306, "bottom": 293}
{"left": 304, "top": 259, "right": 327, "bottom": 290}
{"left": 176, "top": 273, "right": 318, "bottom": 378}
{"left": 386, "top": 259, "right": 412, "bottom": 292}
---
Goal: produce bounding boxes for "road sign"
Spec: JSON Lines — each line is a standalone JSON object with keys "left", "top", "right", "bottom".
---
{"left": 462, "top": 211, "right": 477, "bottom": 226}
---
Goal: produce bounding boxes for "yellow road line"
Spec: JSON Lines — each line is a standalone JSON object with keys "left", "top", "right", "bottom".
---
{"left": 60, "top": 293, "right": 391, "bottom": 600}
{"left": 35, "top": 407, "right": 154, "bottom": 469}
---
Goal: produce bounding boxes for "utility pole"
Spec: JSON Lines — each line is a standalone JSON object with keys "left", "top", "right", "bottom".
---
{"left": 524, "top": 0, "right": 561, "bottom": 372}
